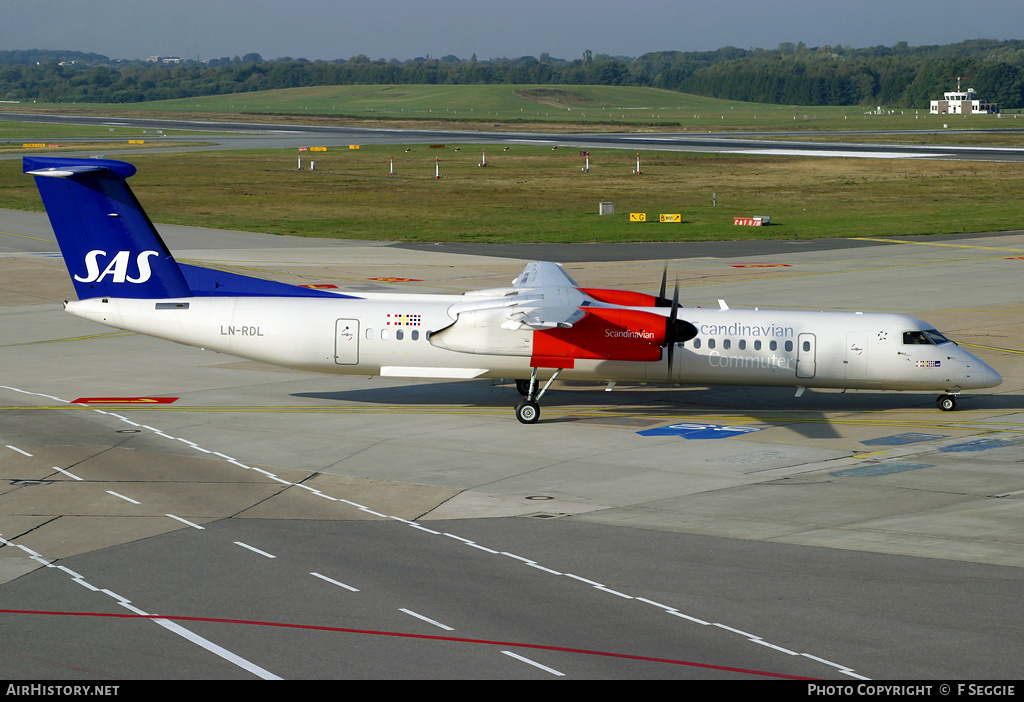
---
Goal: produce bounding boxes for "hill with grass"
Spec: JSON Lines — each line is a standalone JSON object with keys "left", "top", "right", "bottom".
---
{"left": 2, "top": 40, "right": 1024, "bottom": 109}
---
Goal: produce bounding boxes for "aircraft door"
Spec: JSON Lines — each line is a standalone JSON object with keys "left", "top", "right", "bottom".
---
{"left": 796, "top": 333, "right": 816, "bottom": 378}
{"left": 335, "top": 319, "right": 359, "bottom": 365}
{"left": 844, "top": 333, "right": 868, "bottom": 379}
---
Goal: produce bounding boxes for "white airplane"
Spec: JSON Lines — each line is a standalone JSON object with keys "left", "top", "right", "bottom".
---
{"left": 25, "top": 156, "right": 1001, "bottom": 423}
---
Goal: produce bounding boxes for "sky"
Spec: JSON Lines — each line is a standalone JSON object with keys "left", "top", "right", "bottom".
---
{"left": 1, "top": 0, "right": 1021, "bottom": 62}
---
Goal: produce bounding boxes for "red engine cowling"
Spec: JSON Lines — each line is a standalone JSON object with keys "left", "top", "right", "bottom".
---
{"left": 532, "top": 308, "right": 668, "bottom": 367}
{"left": 578, "top": 288, "right": 662, "bottom": 307}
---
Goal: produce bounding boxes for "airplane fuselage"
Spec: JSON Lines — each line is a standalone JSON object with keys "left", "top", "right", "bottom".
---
{"left": 64, "top": 293, "right": 999, "bottom": 395}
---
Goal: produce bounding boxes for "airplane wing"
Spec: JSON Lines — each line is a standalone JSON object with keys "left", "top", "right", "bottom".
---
{"left": 511, "top": 261, "right": 580, "bottom": 289}
{"left": 431, "top": 262, "right": 591, "bottom": 354}
{"left": 503, "top": 262, "right": 588, "bottom": 330}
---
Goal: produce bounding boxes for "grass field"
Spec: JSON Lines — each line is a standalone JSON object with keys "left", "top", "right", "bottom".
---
{"left": 3, "top": 85, "right": 1023, "bottom": 243}
{"left": 4, "top": 143, "right": 1023, "bottom": 243}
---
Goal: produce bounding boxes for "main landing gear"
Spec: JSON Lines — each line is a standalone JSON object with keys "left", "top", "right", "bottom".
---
{"left": 937, "top": 393, "right": 958, "bottom": 411}
{"left": 514, "top": 368, "right": 563, "bottom": 424}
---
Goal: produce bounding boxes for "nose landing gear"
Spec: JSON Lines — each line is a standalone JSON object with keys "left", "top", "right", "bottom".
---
{"left": 514, "top": 367, "right": 563, "bottom": 424}
{"left": 937, "top": 393, "right": 958, "bottom": 411}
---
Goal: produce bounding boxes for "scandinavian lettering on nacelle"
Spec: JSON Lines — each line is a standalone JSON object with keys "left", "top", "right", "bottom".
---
{"left": 604, "top": 328, "right": 656, "bottom": 339}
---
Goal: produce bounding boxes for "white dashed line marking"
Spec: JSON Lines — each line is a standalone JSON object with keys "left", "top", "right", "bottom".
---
{"left": 310, "top": 572, "right": 360, "bottom": 592}
{"left": 234, "top": 541, "right": 276, "bottom": 559}
{"left": 400, "top": 608, "right": 454, "bottom": 631}
{"left": 501, "top": 650, "right": 565, "bottom": 676}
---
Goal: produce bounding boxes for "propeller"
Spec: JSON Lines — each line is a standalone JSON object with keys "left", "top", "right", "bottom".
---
{"left": 663, "top": 279, "right": 698, "bottom": 376}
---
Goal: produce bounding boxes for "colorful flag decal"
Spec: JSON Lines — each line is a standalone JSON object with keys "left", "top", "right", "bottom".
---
{"left": 387, "top": 314, "right": 422, "bottom": 327}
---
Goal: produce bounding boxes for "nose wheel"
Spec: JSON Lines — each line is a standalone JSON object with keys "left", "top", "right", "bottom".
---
{"left": 515, "top": 400, "right": 540, "bottom": 424}
{"left": 937, "top": 393, "right": 958, "bottom": 411}
{"left": 514, "top": 367, "right": 562, "bottom": 424}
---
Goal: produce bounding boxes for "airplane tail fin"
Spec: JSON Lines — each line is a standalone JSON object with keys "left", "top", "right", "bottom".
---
{"left": 26, "top": 156, "right": 354, "bottom": 301}
{"left": 24, "top": 156, "right": 191, "bottom": 300}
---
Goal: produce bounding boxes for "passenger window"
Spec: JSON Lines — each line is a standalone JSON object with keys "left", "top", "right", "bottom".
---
{"left": 381, "top": 329, "right": 389, "bottom": 340}
{"left": 785, "top": 340, "right": 793, "bottom": 352}
{"left": 365, "top": 328, "right": 374, "bottom": 340}
{"left": 693, "top": 338, "right": 702, "bottom": 349}
{"left": 754, "top": 340, "right": 761, "bottom": 351}
{"left": 396, "top": 329, "right": 404, "bottom": 341}
{"left": 412, "top": 330, "right": 419, "bottom": 341}
{"left": 769, "top": 341, "right": 778, "bottom": 351}
{"left": 738, "top": 340, "right": 746, "bottom": 350}
{"left": 802, "top": 341, "right": 811, "bottom": 352}
{"left": 708, "top": 338, "right": 716, "bottom": 349}
{"left": 723, "top": 339, "right": 731, "bottom": 350}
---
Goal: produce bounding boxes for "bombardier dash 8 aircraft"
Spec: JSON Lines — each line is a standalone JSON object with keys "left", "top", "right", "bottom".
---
{"left": 25, "top": 156, "right": 1001, "bottom": 423}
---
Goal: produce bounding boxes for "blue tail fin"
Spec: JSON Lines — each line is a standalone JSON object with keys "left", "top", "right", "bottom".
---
{"left": 25, "top": 157, "right": 191, "bottom": 300}
{"left": 25, "top": 156, "right": 348, "bottom": 301}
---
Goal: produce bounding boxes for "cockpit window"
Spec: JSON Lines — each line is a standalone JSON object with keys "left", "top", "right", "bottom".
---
{"left": 903, "top": 329, "right": 950, "bottom": 345}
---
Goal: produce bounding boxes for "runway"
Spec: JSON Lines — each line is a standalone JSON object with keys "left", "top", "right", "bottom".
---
{"left": 1, "top": 205, "right": 1022, "bottom": 679}
{"left": 4, "top": 111, "right": 1024, "bottom": 162}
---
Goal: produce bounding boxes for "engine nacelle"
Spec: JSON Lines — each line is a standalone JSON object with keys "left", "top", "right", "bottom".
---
{"left": 534, "top": 308, "right": 668, "bottom": 364}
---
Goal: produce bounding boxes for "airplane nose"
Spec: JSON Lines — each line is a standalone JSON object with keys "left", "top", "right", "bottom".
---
{"left": 966, "top": 356, "right": 1002, "bottom": 389}
{"left": 982, "top": 363, "right": 1002, "bottom": 388}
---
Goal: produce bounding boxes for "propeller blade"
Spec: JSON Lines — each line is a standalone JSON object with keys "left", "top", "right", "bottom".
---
{"left": 668, "top": 281, "right": 679, "bottom": 374}
{"left": 658, "top": 265, "right": 668, "bottom": 307}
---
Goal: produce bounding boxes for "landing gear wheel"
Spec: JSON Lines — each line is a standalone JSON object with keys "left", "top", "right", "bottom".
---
{"left": 515, "top": 401, "right": 540, "bottom": 424}
{"left": 515, "top": 379, "right": 531, "bottom": 397}
{"left": 937, "top": 394, "right": 957, "bottom": 411}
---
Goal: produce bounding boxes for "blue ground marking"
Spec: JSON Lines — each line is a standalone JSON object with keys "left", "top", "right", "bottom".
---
{"left": 637, "top": 423, "right": 764, "bottom": 439}
{"left": 939, "top": 439, "right": 1017, "bottom": 453}
{"left": 831, "top": 462, "right": 934, "bottom": 477}
{"left": 860, "top": 432, "right": 947, "bottom": 446}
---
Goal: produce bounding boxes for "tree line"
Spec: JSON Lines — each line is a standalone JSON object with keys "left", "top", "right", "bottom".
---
{"left": 3, "top": 40, "right": 1024, "bottom": 109}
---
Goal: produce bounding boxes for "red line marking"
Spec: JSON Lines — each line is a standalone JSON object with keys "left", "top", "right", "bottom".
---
{"left": 0, "top": 609, "right": 816, "bottom": 679}
{"left": 71, "top": 397, "right": 178, "bottom": 404}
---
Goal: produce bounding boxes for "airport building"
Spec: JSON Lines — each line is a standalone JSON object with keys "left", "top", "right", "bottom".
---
{"left": 930, "top": 86, "right": 999, "bottom": 115}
